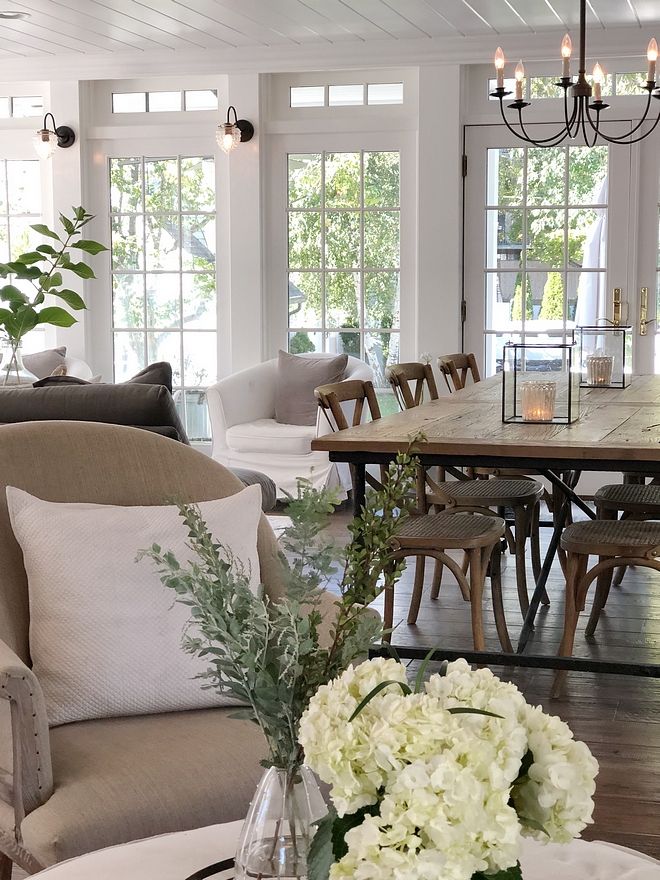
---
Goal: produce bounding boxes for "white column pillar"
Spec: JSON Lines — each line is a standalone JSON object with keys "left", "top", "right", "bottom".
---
{"left": 416, "top": 65, "right": 462, "bottom": 373}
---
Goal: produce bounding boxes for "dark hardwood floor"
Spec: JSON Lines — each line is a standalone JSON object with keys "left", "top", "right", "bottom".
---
{"left": 324, "top": 507, "right": 660, "bottom": 860}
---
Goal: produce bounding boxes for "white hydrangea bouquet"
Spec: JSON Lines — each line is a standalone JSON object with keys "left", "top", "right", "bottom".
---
{"left": 300, "top": 657, "right": 598, "bottom": 880}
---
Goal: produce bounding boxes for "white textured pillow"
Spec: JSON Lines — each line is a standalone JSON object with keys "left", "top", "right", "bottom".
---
{"left": 6, "top": 485, "right": 262, "bottom": 727}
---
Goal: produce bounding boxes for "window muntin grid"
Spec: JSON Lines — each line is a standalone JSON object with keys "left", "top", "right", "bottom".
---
{"left": 287, "top": 151, "right": 400, "bottom": 387}
{"left": 109, "top": 156, "right": 216, "bottom": 441}
{"left": 112, "top": 90, "right": 218, "bottom": 114}
{"left": 483, "top": 145, "right": 609, "bottom": 375}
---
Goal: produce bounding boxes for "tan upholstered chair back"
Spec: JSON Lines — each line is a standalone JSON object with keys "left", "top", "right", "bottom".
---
{"left": 0, "top": 421, "right": 285, "bottom": 662}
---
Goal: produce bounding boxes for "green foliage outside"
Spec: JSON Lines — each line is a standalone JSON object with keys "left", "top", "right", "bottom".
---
{"left": 510, "top": 274, "right": 533, "bottom": 320}
{"left": 289, "top": 330, "right": 316, "bottom": 354}
{"left": 539, "top": 272, "right": 564, "bottom": 320}
{"left": 287, "top": 152, "right": 400, "bottom": 372}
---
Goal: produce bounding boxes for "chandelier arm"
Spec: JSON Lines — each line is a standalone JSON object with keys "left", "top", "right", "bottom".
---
{"left": 495, "top": 99, "right": 544, "bottom": 144}
{"left": 588, "top": 104, "right": 660, "bottom": 145}
{"left": 585, "top": 90, "right": 653, "bottom": 143}
{"left": 517, "top": 107, "right": 572, "bottom": 147}
{"left": 581, "top": 102, "right": 601, "bottom": 147}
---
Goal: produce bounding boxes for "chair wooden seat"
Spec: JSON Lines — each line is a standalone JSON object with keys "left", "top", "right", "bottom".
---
{"left": 594, "top": 482, "right": 660, "bottom": 515}
{"left": 393, "top": 511, "right": 504, "bottom": 550}
{"left": 561, "top": 518, "right": 660, "bottom": 557}
{"left": 430, "top": 477, "right": 543, "bottom": 508}
{"left": 553, "top": 518, "right": 660, "bottom": 697}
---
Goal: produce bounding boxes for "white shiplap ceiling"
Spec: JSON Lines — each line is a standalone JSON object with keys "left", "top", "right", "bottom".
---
{"left": 0, "top": 0, "right": 659, "bottom": 79}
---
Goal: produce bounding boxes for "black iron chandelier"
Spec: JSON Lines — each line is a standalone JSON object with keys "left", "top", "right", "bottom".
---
{"left": 490, "top": 0, "right": 659, "bottom": 147}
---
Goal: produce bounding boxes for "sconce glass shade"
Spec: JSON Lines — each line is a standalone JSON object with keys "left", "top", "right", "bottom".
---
{"left": 216, "top": 122, "right": 242, "bottom": 154}
{"left": 502, "top": 337, "right": 580, "bottom": 424}
{"left": 33, "top": 129, "right": 57, "bottom": 160}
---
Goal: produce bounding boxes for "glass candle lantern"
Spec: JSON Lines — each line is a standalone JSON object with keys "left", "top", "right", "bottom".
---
{"left": 502, "top": 338, "right": 580, "bottom": 424}
{"left": 577, "top": 325, "right": 632, "bottom": 388}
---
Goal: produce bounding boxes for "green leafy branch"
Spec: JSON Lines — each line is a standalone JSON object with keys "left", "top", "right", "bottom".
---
{"left": 0, "top": 206, "right": 107, "bottom": 346}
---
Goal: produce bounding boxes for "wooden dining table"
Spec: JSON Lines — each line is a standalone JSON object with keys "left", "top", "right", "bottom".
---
{"left": 312, "top": 373, "right": 660, "bottom": 677}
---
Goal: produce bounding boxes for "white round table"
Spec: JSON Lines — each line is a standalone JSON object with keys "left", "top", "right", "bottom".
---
{"left": 33, "top": 821, "right": 660, "bottom": 879}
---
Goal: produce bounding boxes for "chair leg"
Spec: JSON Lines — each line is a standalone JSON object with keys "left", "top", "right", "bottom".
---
{"left": 468, "top": 547, "right": 486, "bottom": 651}
{"left": 551, "top": 551, "right": 589, "bottom": 698}
{"left": 612, "top": 564, "right": 626, "bottom": 588}
{"left": 430, "top": 557, "right": 444, "bottom": 599}
{"left": 407, "top": 556, "right": 426, "bottom": 625}
{"left": 585, "top": 557, "right": 615, "bottom": 637}
{"left": 488, "top": 544, "right": 512, "bottom": 653}
{"left": 382, "top": 560, "right": 395, "bottom": 642}
{"left": 513, "top": 505, "right": 530, "bottom": 617}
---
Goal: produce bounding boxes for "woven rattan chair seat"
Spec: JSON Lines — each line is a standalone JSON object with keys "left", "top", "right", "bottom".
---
{"left": 561, "top": 519, "right": 660, "bottom": 556}
{"left": 429, "top": 477, "right": 543, "bottom": 507}
{"left": 393, "top": 512, "right": 504, "bottom": 550}
{"left": 594, "top": 483, "right": 660, "bottom": 512}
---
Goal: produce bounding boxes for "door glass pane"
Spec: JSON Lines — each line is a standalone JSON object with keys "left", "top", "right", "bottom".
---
{"left": 287, "top": 151, "right": 400, "bottom": 385}
{"left": 110, "top": 156, "right": 217, "bottom": 440}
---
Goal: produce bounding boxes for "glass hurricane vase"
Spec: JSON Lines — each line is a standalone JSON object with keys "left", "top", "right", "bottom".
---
{"left": 0, "top": 340, "right": 37, "bottom": 386}
{"left": 235, "top": 765, "right": 326, "bottom": 880}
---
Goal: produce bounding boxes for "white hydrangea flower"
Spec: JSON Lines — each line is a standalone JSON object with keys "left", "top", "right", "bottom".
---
{"left": 512, "top": 703, "right": 598, "bottom": 843}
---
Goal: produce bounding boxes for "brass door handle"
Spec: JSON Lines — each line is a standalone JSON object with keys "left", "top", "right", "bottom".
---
{"left": 639, "top": 286, "right": 655, "bottom": 335}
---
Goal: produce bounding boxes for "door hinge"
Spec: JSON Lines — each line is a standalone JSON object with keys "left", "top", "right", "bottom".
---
{"left": 460, "top": 300, "right": 467, "bottom": 322}
{"left": 462, "top": 154, "right": 468, "bottom": 178}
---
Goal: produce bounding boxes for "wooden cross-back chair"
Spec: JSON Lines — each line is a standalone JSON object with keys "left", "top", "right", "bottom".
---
{"left": 385, "top": 363, "right": 439, "bottom": 410}
{"left": 438, "top": 353, "right": 481, "bottom": 393}
{"left": 314, "top": 378, "right": 513, "bottom": 652}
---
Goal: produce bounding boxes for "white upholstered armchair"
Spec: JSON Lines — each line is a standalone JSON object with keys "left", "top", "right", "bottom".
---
{"left": 206, "top": 354, "right": 373, "bottom": 499}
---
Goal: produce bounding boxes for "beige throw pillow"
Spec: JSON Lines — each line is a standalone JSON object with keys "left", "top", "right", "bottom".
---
{"left": 7, "top": 485, "right": 262, "bottom": 726}
{"left": 275, "top": 350, "right": 348, "bottom": 426}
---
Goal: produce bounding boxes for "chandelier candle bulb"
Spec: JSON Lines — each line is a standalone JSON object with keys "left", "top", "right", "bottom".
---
{"left": 592, "top": 63, "right": 604, "bottom": 101}
{"left": 648, "top": 38, "right": 658, "bottom": 83}
{"left": 494, "top": 46, "right": 505, "bottom": 89}
{"left": 515, "top": 60, "right": 525, "bottom": 100}
{"left": 521, "top": 381, "right": 556, "bottom": 422}
{"left": 561, "top": 33, "right": 572, "bottom": 78}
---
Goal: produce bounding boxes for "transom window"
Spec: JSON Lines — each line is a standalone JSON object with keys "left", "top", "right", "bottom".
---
{"left": 112, "top": 90, "right": 218, "bottom": 114}
{"left": 287, "top": 151, "right": 400, "bottom": 386}
{"left": 109, "top": 156, "right": 216, "bottom": 440}
{"left": 484, "top": 145, "right": 608, "bottom": 373}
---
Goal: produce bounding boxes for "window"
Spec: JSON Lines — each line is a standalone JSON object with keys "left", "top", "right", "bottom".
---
{"left": 290, "top": 86, "right": 325, "bottom": 108}
{"left": 483, "top": 145, "right": 608, "bottom": 373}
{"left": 0, "top": 96, "right": 43, "bottom": 118}
{"left": 287, "top": 151, "right": 400, "bottom": 387}
{"left": 0, "top": 159, "right": 45, "bottom": 352}
{"left": 112, "top": 90, "right": 218, "bottom": 114}
{"left": 328, "top": 85, "right": 363, "bottom": 106}
{"left": 367, "top": 83, "right": 403, "bottom": 105}
{"left": 290, "top": 82, "right": 403, "bottom": 108}
{"left": 110, "top": 156, "right": 216, "bottom": 441}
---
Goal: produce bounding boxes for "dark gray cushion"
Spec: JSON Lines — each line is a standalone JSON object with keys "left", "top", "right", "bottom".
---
{"left": 124, "top": 362, "right": 173, "bottom": 394}
{"left": 275, "top": 350, "right": 347, "bottom": 426}
{"left": 0, "top": 384, "right": 189, "bottom": 444}
{"left": 230, "top": 467, "right": 277, "bottom": 512}
{"left": 23, "top": 346, "right": 67, "bottom": 380}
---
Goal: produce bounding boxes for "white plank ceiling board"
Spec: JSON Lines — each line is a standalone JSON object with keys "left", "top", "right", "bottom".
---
{"left": 588, "top": 0, "right": 640, "bottom": 27}
{"left": 464, "top": 0, "right": 533, "bottom": 34}
{"left": 204, "top": 0, "right": 330, "bottom": 44}
{"left": 378, "top": 0, "right": 463, "bottom": 38}
{"left": 175, "top": 0, "right": 295, "bottom": 45}
{"left": 0, "top": 11, "right": 116, "bottom": 53}
{"left": 13, "top": 0, "right": 172, "bottom": 51}
{"left": 422, "top": 0, "right": 495, "bottom": 36}
{"left": 629, "top": 1, "right": 660, "bottom": 25}
{"left": 543, "top": 0, "right": 604, "bottom": 28}
{"left": 301, "top": 0, "right": 395, "bottom": 40}
{"left": 334, "top": 0, "right": 432, "bottom": 40}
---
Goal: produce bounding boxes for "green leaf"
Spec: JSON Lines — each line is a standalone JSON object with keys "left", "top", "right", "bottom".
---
{"left": 36, "top": 243, "right": 57, "bottom": 255}
{"left": 36, "top": 306, "right": 77, "bottom": 327}
{"left": 40, "top": 272, "right": 63, "bottom": 290}
{"left": 348, "top": 679, "right": 411, "bottom": 722}
{"left": 473, "top": 862, "right": 522, "bottom": 880}
{"left": 66, "top": 261, "right": 95, "bottom": 280}
{"left": 308, "top": 810, "right": 335, "bottom": 880}
{"left": 53, "top": 288, "right": 86, "bottom": 310}
{"left": 30, "top": 223, "right": 61, "bottom": 241}
{"left": 331, "top": 804, "right": 380, "bottom": 861}
{"left": 517, "top": 815, "right": 549, "bottom": 837}
{"left": 71, "top": 239, "right": 108, "bottom": 255}
{"left": 59, "top": 213, "right": 75, "bottom": 235}
{"left": 447, "top": 707, "right": 503, "bottom": 719}
{"left": 16, "top": 251, "right": 43, "bottom": 265}
{"left": 414, "top": 647, "right": 441, "bottom": 693}
{"left": 0, "top": 307, "right": 13, "bottom": 322}
{"left": 0, "top": 285, "right": 28, "bottom": 305}
{"left": 4, "top": 305, "right": 38, "bottom": 340}
{"left": 5, "top": 262, "right": 41, "bottom": 280}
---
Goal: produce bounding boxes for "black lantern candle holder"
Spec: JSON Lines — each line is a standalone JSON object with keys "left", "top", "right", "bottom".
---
{"left": 576, "top": 325, "right": 632, "bottom": 388}
{"left": 502, "top": 338, "right": 580, "bottom": 424}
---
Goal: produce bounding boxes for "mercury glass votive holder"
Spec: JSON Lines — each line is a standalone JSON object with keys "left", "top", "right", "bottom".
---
{"left": 521, "top": 381, "right": 557, "bottom": 422}
{"left": 585, "top": 354, "right": 614, "bottom": 386}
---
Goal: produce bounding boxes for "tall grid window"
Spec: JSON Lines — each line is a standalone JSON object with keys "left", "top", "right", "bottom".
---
{"left": 110, "top": 156, "right": 216, "bottom": 441}
{"left": 484, "top": 145, "right": 608, "bottom": 374}
{"left": 0, "top": 159, "right": 44, "bottom": 352}
{"left": 287, "top": 151, "right": 400, "bottom": 387}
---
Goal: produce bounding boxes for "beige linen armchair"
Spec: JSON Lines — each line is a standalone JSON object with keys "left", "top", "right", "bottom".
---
{"left": 0, "top": 421, "right": 338, "bottom": 876}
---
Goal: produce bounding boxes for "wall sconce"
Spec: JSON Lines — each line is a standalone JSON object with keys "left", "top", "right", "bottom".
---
{"left": 33, "top": 113, "right": 76, "bottom": 160}
{"left": 216, "top": 105, "right": 254, "bottom": 155}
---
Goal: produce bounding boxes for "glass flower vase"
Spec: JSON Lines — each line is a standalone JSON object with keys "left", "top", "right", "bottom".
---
{"left": 0, "top": 340, "right": 37, "bottom": 386}
{"left": 235, "top": 765, "right": 326, "bottom": 880}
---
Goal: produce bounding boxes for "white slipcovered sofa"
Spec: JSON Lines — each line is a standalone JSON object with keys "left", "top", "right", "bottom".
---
{"left": 206, "top": 353, "right": 373, "bottom": 499}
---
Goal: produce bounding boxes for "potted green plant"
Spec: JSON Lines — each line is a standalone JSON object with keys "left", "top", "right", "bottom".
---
{"left": 0, "top": 206, "right": 107, "bottom": 385}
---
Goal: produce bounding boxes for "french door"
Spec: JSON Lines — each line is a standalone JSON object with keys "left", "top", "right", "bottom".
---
{"left": 463, "top": 122, "right": 659, "bottom": 376}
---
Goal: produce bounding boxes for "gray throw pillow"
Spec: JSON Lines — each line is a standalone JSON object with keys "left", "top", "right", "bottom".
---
{"left": 124, "top": 361, "right": 173, "bottom": 394}
{"left": 23, "top": 346, "right": 67, "bottom": 380}
{"left": 275, "top": 350, "right": 348, "bottom": 426}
